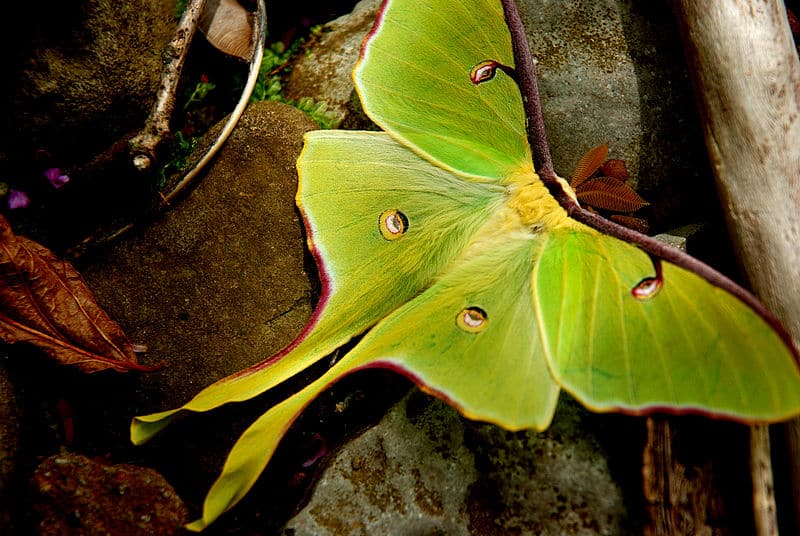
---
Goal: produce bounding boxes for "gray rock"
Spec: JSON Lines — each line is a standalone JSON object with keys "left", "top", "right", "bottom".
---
{"left": 81, "top": 101, "right": 318, "bottom": 411}
{"left": 653, "top": 223, "right": 705, "bottom": 252}
{"left": 286, "top": 391, "right": 628, "bottom": 535}
{"left": 520, "top": 1, "right": 709, "bottom": 226}
{"left": 464, "top": 400, "right": 628, "bottom": 535}
{"left": 285, "top": 0, "right": 383, "bottom": 129}
{"left": 285, "top": 390, "right": 479, "bottom": 535}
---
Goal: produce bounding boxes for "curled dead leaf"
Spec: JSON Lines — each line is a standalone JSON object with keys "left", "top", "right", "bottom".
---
{"left": 570, "top": 143, "right": 608, "bottom": 189}
{"left": 571, "top": 144, "right": 650, "bottom": 232}
{"left": 610, "top": 214, "right": 650, "bottom": 234}
{"left": 600, "top": 158, "right": 629, "bottom": 181}
{"left": 576, "top": 176, "right": 650, "bottom": 213}
{"left": 200, "top": 0, "right": 254, "bottom": 60}
{"left": 0, "top": 215, "right": 156, "bottom": 372}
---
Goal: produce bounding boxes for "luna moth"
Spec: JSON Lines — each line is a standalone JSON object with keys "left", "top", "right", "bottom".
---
{"left": 131, "top": 0, "right": 800, "bottom": 530}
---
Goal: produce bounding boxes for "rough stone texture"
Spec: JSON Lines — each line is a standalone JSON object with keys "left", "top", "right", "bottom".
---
{"left": 80, "top": 101, "right": 318, "bottom": 412}
{"left": 285, "top": 391, "right": 629, "bottom": 535}
{"left": 520, "top": 1, "right": 644, "bottom": 185}
{"left": 30, "top": 453, "right": 188, "bottom": 535}
{"left": 465, "top": 401, "right": 628, "bottom": 535}
{"left": 653, "top": 223, "right": 705, "bottom": 252}
{"left": 284, "top": 390, "right": 479, "bottom": 535}
{"left": 4, "top": 0, "right": 176, "bottom": 165}
{"left": 0, "top": 366, "right": 19, "bottom": 532}
{"left": 519, "top": 1, "right": 710, "bottom": 227}
{"left": 284, "top": 0, "right": 383, "bottom": 128}
{"left": 0, "top": 367, "right": 18, "bottom": 494}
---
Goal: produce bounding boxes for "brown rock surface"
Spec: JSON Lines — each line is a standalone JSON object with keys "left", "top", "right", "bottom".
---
{"left": 30, "top": 453, "right": 188, "bottom": 535}
{"left": 0, "top": 367, "right": 19, "bottom": 533}
{"left": 81, "top": 101, "right": 318, "bottom": 411}
{"left": 5, "top": 0, "right": 177, "bottom": 161}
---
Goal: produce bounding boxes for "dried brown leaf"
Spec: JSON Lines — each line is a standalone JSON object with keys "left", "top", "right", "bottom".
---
{"left": 570, "top": 143, "right": 608, "bottom": 188}
{"left": 600, "top": 158, "right": 629, "bottom": 181}
{"left": 0, "top": 215, "right": 154, "bottom": 372}
{"left": 576, "top": 176, "right": 650, "bottom": 213}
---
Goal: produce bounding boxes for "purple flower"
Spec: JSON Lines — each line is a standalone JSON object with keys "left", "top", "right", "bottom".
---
{"left": 44, "top": 167, "right": 70, "bottom": 189}
{"left": 7, "top": 190, "right": 30, "bottom": 209}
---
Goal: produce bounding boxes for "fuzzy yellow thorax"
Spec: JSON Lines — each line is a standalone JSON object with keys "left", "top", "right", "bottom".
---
{"left": 506, "top": 167, "right": 579, "bottom": 231}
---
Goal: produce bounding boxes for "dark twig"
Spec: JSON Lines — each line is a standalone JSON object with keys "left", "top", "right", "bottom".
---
{"left": 500, "top": 0, "right": 553, "bottom": 179}
{"left": 129, "top": 0, "right": 207, "bottom": 172}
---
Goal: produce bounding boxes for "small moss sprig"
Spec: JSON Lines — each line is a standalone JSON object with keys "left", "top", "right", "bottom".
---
{"left": 184, "top": 74, "right": 216, "bottom": 110}
{"left": 158, "top": 131, "right": 197, "bottom": 186}
{"left": 248, "top": 27, "right": 338, "bottom": 129}
{"left": 174, "top": 0, "right": 188, "bottom": 20}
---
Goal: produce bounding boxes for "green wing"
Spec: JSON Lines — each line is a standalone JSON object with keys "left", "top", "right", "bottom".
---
{"left": 181, "top": 357, "right": 367, "bottom": 531}
{"left": 533, "top": 229, "right": 800, "bottom": 421}
{"left": 182, "top": 217, "right": 560, "bottom": 530}
{"left": 132, "top": 130, "right": 506, "bottom": 441}
{"left": 341, "top": 222, "right": 560, "bottom": 431}
{"left": 355, "top": 0, "right": 530, "bottom": 180}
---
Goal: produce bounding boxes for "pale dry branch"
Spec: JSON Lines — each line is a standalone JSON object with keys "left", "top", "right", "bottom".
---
{"left": 673, "top": 2, "right": 800, "bottom": 534}
{"left": 128, "top": 0, "right": 207, "bottom": 171}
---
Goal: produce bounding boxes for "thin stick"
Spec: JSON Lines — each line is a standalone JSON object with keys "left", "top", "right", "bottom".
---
{"left": 751, "top": 424, "right": 778, "bottom": 536}
{"left": 129, "top": 0, "right": 207, "bottom": 172}
{"left": 67, "top": 0, "right": 267, "bottom": 259}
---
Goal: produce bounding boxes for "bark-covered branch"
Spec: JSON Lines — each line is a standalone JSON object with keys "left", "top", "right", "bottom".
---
{"left": 128, "top": 0, "right": 207, "bottom": 171}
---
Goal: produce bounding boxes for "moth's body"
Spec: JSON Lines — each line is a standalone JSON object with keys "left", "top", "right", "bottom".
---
{"left": 506, "top": 167, "right": 580, "bottom": 230}
{"left": 458, "top": 164, "right": 586, "bottom": 272}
